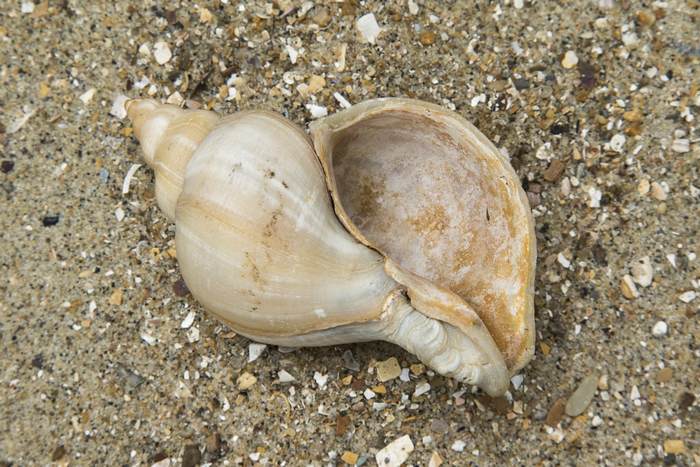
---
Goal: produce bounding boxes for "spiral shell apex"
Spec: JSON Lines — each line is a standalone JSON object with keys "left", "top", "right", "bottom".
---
{"left": 125, "top": 97, "right": 536, "bottom": 396}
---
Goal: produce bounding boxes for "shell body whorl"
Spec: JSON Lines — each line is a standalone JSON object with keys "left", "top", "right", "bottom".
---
{"left": 125, "top": 97, "right": 536, "bottom": 397}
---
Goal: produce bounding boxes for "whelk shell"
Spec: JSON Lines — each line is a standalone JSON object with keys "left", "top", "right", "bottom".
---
{"left": 124, "top": 97, "right": 536, "bottom": 396}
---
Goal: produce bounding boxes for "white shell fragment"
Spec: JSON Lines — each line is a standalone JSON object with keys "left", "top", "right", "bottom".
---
{"left": 248, "top": 343, "right": 267, "bottom": 362}
{"left": 610, "top": 134, "right": 626, "bottom": 153}
{"left": 679, "top": 291, "right": 697, "bottom": 303}
{"left": 114, "top": 207, "right": 125, "bottom": 222}
{"left": 652, "top": 321, "right": 668, "bottom": 337}
{"left": 356, "top": 13, "right": 381, "bottom": 43}
{"left": 630, "top": 256, "right": 653, "bottom": 287}
{"left": 180, "top": 311, "right": 196, "bottom": 329}
{"left": 278, "top": 370, "right": 295, "bottom": 383}
{"left": 153, "top": 41, "right": 172, "bottom": 65}
{"left": 562, "top": 51, "right": 578, "bottom": 69}
{"left": 375, "top": 435, "right": 414, "bottom": 467}
{"left": 122, "top": 164, "right": 143, "bottom": 195}
{"left": 79, "top": 88, "right": 97, "bottom": 105}
{"left": 110, "top": 95, "right": 129, "bottom": 119}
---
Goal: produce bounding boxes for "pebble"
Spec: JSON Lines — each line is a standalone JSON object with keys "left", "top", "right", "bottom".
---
{"left": 652, "top": 321, "right": 668, "bottom": 337}
{"left": 375, "top": 435, "right": 414, "bottom": 467}
{"left": 629, "top": 385, "right": 641, "bottom": 401}
{"left": 655, "top": 367, "right": 673, "bottom": 383}
{"left": 562, "top": 51, "right": 578, "bottom": 69}
{"left": 638, "top": 179, "right": 650, "bottom": 195}
{"left": 430, "top": 419, "right": 449, "bottom": 434}
{"left": 376, "top": 357, "right": 402, "bottom": 382}
{"left": 565, "top": 374, "right": 598, "bottom": 416}
{"left": 592, "top": 415, "right": 603, "bottom": 427}
{"left": 545, "top": 398, "right": 566, "bottom": 428}
{"left": 650, "top": 182, "right": 667, "bottom": 200}
{"left": 180, "top": 311, "right": 196, "bottom": 329}
{"left": 664, "top": 440, "right": 685, "bottom": 454}
{"left": 428, "top": 452, "right": 442, "bottom": 467}
{"left": 181, "top": 444, "right": 201, "bottom": 467}
{"left": 630, "top": 256, "right": 653, "bottom": 287}
{"left": 514, "top": 0, "right": 524, "bottom": 8}
{"left": 237, "top": 372, "right": 257, "bottom": 390}
{"left": 544, "top": 159, "right": 566, "bottom": 182}
{"left": 451, "top": 440, "right": 466, "bottom": 452}
{"left": 356, "top": 13, "right": 381, "bottom": 43}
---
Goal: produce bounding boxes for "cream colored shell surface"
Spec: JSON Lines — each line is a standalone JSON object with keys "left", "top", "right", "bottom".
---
{"left": 174, "top": 110, "right": 398, "bottom": 337}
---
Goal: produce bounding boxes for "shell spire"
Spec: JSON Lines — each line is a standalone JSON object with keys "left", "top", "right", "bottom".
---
{"left": 126, "top": 99, "right": 220, "bottom": 220}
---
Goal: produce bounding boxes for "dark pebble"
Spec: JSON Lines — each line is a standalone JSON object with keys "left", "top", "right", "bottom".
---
{"left": 336, "top": 414, "right": 351, "bottom": 436}
{"left": 31, "top": 354, "right": 44, "bottom": 369}
{"left": 0, "top": 160, "right": 13, "bottom": 173}
{"left": 430, "top": 418, "right": 449, "bottom": 434}
{"left": 173, "top": 278, "right": 190, "bottom": 297}
{"left": 205, "top": 433, "right": 220, "bottom": 454}
{"left": 50, "top": 445, "right": 65, "bottom": 462}
{"left": 42, "top": 216, "right": 60, "bottom": 227}
{"left": 579, "top": 61, "right": 597, "bottom": 90}
{"left": 679, "top": 392, "right": 696, "bottom": 410}
{"left": 513, "top": 78, "right": 530, "bottom": 90}
{"left": 550, "top": 123, "right": 569, "bottom": 135}
{"left": 153, "top": 451, "right": 168, "bottom": 462}
{"left": 181, "top": 444, "right": 201, "bottom": 467}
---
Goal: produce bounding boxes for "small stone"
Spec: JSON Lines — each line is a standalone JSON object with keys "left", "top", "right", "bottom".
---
{"left": 428, "top": 452, "right": 442, "bottom": 467}
{"left": 679, "top": 392, "right": 696, "bottom": 410}
{"left": 79, "top": 88, "right": 97, "bottom": 105}
{"left": 671, "top": 139, "right": 690, "bottom": 153}
{"left": 1, "top": 160, "right": 14, "bottom": 174}
{"left": 514, "top": 0, "right": 524, "bottom": 8}
{"left": 650, "top": 182, "right": 667, "bottom": 200}
{"left": 598, "top": 374, "right": 609, "bottom": 390}
{"left": 623, "top": 108, "right": 644, "bottom": 122}
{"left": 199, "top": 7, "right": 212, "bottom": 23}
{"left": 356, "top": 13, "right": 381, "bottom": 43}
{"left": 173, "top": 278, "right": 190, "bottom": 297}
{"left": 562, "top": 51, "right": 579, "bottom": 69}
{"left": 430, "top": 419, "right": 449, "bottom": 434}
{"left": 181, "top": 444, "right": 201, "bottom": 467}
{"left": 376, "top": 357, "right": 402, "bottom": 382}
{"left": 408, "top": 0, "right": 419, "bottom": 14}
{"left": 308, "top": 75, "right": 326, "bottom": 93}
{"left": 630, "top": 256, "right": 653, "bottom": 287}
{"left": 655, "top": 368, "right": 673, "bottom": 383}
{"left": 451, "top": 440, "right": 467, "bottom": 452}
{"left": 638, "top": 179, "right": 650, "bottom": 195}
{"left": 546, "top": 398, "right": 566, "bottom": 428}
{"left": 375, "top": 435, "right": 414, "bottom": 467}
{"left": 205, "top": 433, "right": 220, "bottom": 454}
{"left": 610, "top": 134, "right": 626, "bottom": 152}
{"left": 341, "top": 451, "right": 359, "bottom": 465}
{"left": 544, "top": 159, "right": 566, "bottom": 182}
{"left": 664, "top": 440, "right": 685, "bottom": 454}
{"left": 592, "top": 415, "right": 603, "bottom": 427}
{"left": 420, "top": 32, "right": 437, "bottom": 46}
{"left": 51, "top": 445, "right": 65, "bottom": 462}
{"left": 278, "top": 370, "right": 295, "bottom": 383}
{"left": 237, "top": 372, "right": 257, "bottom": 390}
{"left": 410, "top": 363, "right": 426, "bottom": 375}
{"left": 153, "top": 41, "right": 172, "bottom": 65}
{"left": 621, "top": 275, "right": 640, "bottom": 298}
{"left": 109, "top": 289, "right": 123, "bottom": 306}
{"left": 565, "top": 374, "right": 598, "bottom": 416}
{"left": 652, "top": 321, "right": 668, "bottom": 337}
{"left": 336, "top": 414, "right": 351, "bottom": 436}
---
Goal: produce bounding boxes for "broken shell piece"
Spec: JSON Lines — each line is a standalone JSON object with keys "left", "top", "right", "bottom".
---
{"left": 124, "top": 97, "right": 536, "bottom": 396}
{"left": 630, "top": 256, "right": 653, "bottom": 287}
{"left": 621, "top": 275, "right": 640, "bottom": 299}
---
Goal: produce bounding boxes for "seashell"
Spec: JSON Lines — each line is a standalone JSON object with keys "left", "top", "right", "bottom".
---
{"left": 124, "top": 97, "right": 536, "bottom": 396}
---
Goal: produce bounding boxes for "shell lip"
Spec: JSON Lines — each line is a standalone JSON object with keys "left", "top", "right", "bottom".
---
{"left": 309, "top": 98, "right": 537, "bottom": 375}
